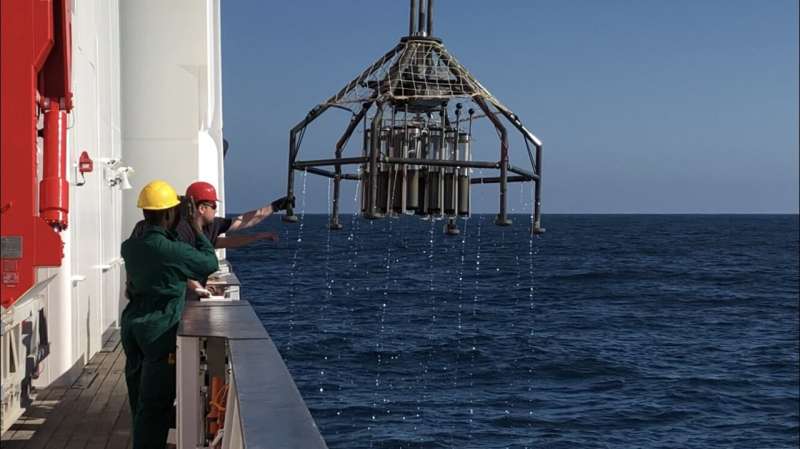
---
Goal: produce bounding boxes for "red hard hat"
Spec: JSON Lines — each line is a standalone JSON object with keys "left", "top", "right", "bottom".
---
{"left": 186, "top": 181, "right": 220, "bottom": 203}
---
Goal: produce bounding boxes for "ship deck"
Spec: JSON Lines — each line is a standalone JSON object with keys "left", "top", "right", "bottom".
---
{"left": 1, "top": 331, "right": 132, "bottom": 449}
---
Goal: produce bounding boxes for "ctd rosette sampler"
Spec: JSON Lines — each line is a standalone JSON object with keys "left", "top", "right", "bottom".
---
{"left": 284, "top": 0, "right": 545, "bottom": 235}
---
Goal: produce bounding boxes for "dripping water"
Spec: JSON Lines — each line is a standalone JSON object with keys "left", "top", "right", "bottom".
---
{"left": 527, "top": 191, "right": 539, "bottom": 432}
{"left": 287, "top": 169, "right": 308, "bottom": 354}
{"left": 337, "top": 177, "right": 363, "bottom": 422}
{"left": 371, "top": 216, "right": 394, "bottom": 444}
{"left": 450, "top": 216, "right": 469, "bottom": 447}
{"left": 468, "top": 213, "right": 484, "bottom": 438}
{"left": 319, "top": 177, "right": 333, "bottom": 397}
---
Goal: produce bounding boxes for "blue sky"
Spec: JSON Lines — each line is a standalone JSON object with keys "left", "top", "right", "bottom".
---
{"left": 221, "top": 0, "right": 798, "bottom": 214}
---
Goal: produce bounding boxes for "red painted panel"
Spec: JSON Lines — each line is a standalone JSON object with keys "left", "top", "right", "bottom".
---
{"left": 1, "top": 0, "right": 70, "bottom": 308}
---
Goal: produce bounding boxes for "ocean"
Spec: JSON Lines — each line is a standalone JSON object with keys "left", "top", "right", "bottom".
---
{"left": 227, "top": 214, "right": 799, "bottom": 448}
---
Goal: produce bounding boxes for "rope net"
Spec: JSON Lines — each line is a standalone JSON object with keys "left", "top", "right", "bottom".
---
{"left": 322, "top": 39, "right": 508, "bottom": 111}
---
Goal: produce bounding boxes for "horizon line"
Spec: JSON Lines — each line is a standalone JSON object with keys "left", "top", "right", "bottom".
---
{"left": 225, "top": 211, "right": 800, "bottom": 216}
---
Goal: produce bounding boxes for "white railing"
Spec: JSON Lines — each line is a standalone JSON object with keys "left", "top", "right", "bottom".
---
{"left": 176, "top": 263, "right": 327, "bottom": 449}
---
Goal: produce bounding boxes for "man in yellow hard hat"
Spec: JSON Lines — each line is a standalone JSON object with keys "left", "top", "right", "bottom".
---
{"left": 129, "top": 181, "right": 290, "bottom": 299}
{"left": 120, "top": 180, "right": 219, "bottom": 449}
{"left": 129, "top": 181, "right": 290, "bottom": 249}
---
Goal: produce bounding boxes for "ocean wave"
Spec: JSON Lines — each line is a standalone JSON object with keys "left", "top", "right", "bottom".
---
{"left": 535, "top": 357, "right": 640, "bottom": 380}
{"left": 230, "top": 214, "right": 800, "bottom": 448}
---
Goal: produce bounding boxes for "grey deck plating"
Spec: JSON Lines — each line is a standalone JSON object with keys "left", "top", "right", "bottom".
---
{"left": 1, "top": 331, "right": 132, "bottom": 449}
{"left": 3, "top": 301, "right": 328, "bottom": 449}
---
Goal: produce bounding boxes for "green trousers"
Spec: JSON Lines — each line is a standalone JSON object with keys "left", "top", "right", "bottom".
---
{"left": 121, "top": 322, "right": 177, "bottom": 449}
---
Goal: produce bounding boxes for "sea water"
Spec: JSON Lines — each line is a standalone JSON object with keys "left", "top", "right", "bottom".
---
{"left": 229, "top": 214, "right": 799, "bottom": 449}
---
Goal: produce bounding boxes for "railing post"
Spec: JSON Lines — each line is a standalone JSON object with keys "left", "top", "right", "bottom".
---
{"left": 221, "top": 376, "right": 242, "bottom": 449}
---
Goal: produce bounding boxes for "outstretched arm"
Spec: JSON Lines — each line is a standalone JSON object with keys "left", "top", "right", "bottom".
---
{"left": 228, "top": 205, "right": 272, "bottom": 233}
{"left": 227, "top": 196, "right": 293, "bottom": 232}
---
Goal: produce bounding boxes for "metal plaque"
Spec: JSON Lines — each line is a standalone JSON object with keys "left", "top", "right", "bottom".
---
{"left": 1, "top": 236, "right": 22, "bottom": 259}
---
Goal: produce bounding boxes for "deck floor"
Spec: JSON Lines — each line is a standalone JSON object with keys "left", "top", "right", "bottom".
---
{"left": 1, "top": 331, "right": 132, "bottom": 449}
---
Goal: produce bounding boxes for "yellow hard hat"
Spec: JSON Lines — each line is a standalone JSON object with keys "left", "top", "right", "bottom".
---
{"left": 137, "top": 180, "right": 181, "bottom": 210}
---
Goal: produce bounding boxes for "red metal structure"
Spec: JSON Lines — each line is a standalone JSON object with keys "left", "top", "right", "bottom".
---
{"left": 1, "top": 0, "right": 73, "bottom": 308}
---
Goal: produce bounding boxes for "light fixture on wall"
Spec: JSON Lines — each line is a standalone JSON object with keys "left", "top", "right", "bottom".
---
{"left": 115, "top": 166, "right": 134, "bottom": 190}
{"left": 99, "top": 158, "right": 134, "bottom": 190}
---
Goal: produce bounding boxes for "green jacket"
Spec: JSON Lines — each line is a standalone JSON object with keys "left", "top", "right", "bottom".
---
{"left": 121, "top": 225, "right": 219, "bottom": 344}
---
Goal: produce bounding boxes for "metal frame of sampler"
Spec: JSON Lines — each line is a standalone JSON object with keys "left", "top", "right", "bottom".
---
{"left": 283, "top": 0, "right": 545, "bottom": 235}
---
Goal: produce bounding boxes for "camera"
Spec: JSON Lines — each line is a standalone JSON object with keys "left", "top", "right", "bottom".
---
{"left": 178, "top": 195, "right": 194, "bottom": 221}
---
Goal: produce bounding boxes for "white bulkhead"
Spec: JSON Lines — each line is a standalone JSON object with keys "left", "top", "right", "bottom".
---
{"left": 120, "top": 0, "right": 226, "bottom": 231}
{"left": 33, "top": 0, "right": 226, "bottom": 388}
{"left": 35, "top": 0, "right": 125, "bottom": 387}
